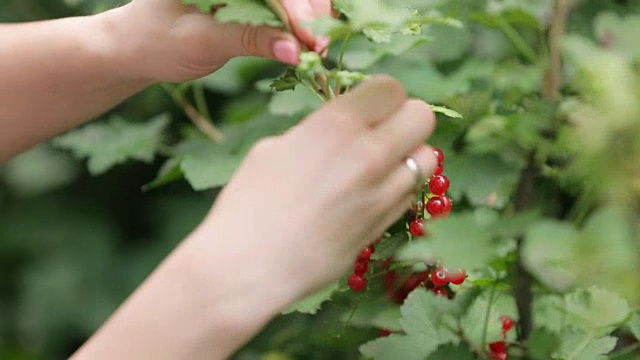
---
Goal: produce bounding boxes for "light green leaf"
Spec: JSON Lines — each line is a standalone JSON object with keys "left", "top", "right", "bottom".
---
{"left": 183, "top": 0, "right": 282, "bottom": 26}
{"left": 282, "top": 282, "right": 339, "bottom": 315}
{"left": 528, "top": 328, "right": 561, "bottom": 360}
{"left": 52, "top": 114, "right": 170, "bottom": 175}
{"left": 426, "top": 343, "right": 474, "bottom": 360}
{"left": 431, "top": 105, "right": 463, "bottom": 118}
{"left": 522, "top": 220, "right": 580, "bottom": 292}
{"left": 593, "top": 11, "right": 640, "bottom": 61}
{"left": 180, "top": 141, "right": 243, "bottom": 190}
{"left": 344, "top": 299, "right": 402, "bottom": 331}
{"left": 268, "top": 86, "right": 323, "bottom": 116}
{"left": 359, "top": 334, "right": 426, "bottom": 360}
{"left": 564, "top": 286, "right": 630, "bottom": 333}
{"left": 553, "top": 329, "right": 617, "bottom": 360}
{"left": 460, "top": 291, "right": 518, "bottom": 350}
{"left": 398, "top": 210, "right": 497, "bottom": 270}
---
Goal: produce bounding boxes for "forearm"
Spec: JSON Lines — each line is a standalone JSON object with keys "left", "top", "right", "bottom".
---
{"left": 71, "top": 220, "right": 302, "bottom": 359}
{"left": 0, "top": 6, "right": 151, "bottom": 161}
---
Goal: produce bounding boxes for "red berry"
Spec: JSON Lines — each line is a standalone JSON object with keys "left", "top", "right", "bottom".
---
{"left": 429, "top": 175, "right": 450, "bottom": 196}
{"left": 409, "top": 218, "right": 424, "bottom": 237}
{"left": 432, "top": 287, "right": 448, "bottom": 297}
{"left": 433, "top": 148, "right": 444, "bottom": 165}
{"left": 433, "top": 164, "right": 444, "bottom": 176}
{"left": 403, "top": 274, "right": 424, "bottom": 292}
{"left": 382, "top": 257, "right": 394, "bottom": 269}
{"left": 426, "top": 196, "right": 445, "bottom": 216}
{"left": 348, "top": 274, "right": 367, "bottom": 291}
{"left": 489, "top": 341, "right": 507, "bottom": 353}
{"left": 488, "top": 353, "right": 507, "bottom": 360}
{"left": 431, "top": 269, "right": 449, "bottom": 287}
{"left": 441, "top": 195, "right": 453, "bottom": 214}
{"left": 416, "top": 271, "right": 430, "bottom": 282}
{"left": 384, "top": 270, "right": 397, "bottom": 289}
{"left": 378, "top": 328, "right": 392, "bottom": 337}
{"left": 448, "top": 268, "right": 466, "bottom": 285}
{"left": 353, "top": 259, "right": 369, "bottom": 276}
{"left": 359, "top": 245, "right": 375, "bottom": 260}
{"left": 501, "top": 316, "right": 515, "bottom": 332}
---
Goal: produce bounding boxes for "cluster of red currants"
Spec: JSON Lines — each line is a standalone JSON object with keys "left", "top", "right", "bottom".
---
{"left": 384, "top": 264, "right": 466, "bottom": 302}
{"left": 487, "top": 316, "right": 515, "bottom": 360}
{"left": 408, "top": 148, "right": 452, "bottom": 237}
{"left": 347, "top": 245, "right": 375, "bottom": 292}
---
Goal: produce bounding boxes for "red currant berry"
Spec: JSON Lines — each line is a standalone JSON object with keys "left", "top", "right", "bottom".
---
{"left": 431, "top": 269, "right": 449, "bottom": 287}
{"left": 501, "top": 316, "right": 515, "bottom": 332}
{"left": 433, "top": 163, "right": 444, "bottom": 176}
{"left": 429, "top": 175, "right": 450, "bottom": 196}
{"left": 348, "top": 274, "right": 367, "bottom": 292}
{"left": 403, "top": 274, "right": 424, "bottom": 292}
{"left": 448, "top": 268, "right": 467, "bottom": 285}
{"left": 359, "top": 245, "right": 375, "bottom": 261}
{"left": 489, "top": 341, "right": 507, "bottom": 354}
{"left": 433, "top": 148, "right": 444, "bottom": 165}
{"left": 353, "top": 259, "right": 369, "bottom": 276}
{"left": 384, "top": 270, "right": 397, "bottom": 289}
{"left": 488, "top": 353, "right": 507, "bottom": 360}
{"left": 378, "top": 328, "right": 393, "bottom": 337}
{"left": 382, "top": 257, "right": 394, "bottom": 269}
{"left": 432, "top": 287, "right": 448, "bottom": 297}
{"left": 426, "top": 196, "right": 445, "bottom": 216}
{"left": 416, "top": 271, "right": 430, "bottom": 282}
{"left": 409, "top": 218, "right": 424, "bottom": 237}
{"left": 441, "top": 195, "right": 453, "bottom": 214}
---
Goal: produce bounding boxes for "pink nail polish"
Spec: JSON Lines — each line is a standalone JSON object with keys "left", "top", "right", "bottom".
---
{"left": 273, "top": 40, "right": 300, "bottom": 65}
{"left": 314, "top": 36, "right": 330, "bottom": 56}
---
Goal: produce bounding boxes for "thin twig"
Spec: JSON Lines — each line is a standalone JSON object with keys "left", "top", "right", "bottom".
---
{"left": 544, "top": 0, "right": 571, "bottom": 101}
{"left": 161, "top": 84, "right": 224, "bottom": 142}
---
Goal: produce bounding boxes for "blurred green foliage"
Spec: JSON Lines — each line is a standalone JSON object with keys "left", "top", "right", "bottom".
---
{"left": 2, "top": 0, "right": 640, "bottom": 359}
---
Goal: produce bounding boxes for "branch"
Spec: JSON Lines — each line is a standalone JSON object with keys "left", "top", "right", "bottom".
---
{"left": 161, "top": 84, "right": 224, "bottom": 143}
{"left": 543, "top": 0, "right": 572, "bottom": 101}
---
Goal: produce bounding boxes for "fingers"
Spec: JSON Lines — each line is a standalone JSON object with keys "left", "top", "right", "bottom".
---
{"left": 220, "top": 22, "right": 301, "bottom": 65}
{"left": 376, "top": 145, "right": 438, "bottom": 203}
{"left": 308, "top": 75, "right": 407, "bottom": 132}
{"left": 280, "top": 0, "right": 317, "bottom": 49}
{"left": 370, "top": 99, "right": 437, "bottom": 165}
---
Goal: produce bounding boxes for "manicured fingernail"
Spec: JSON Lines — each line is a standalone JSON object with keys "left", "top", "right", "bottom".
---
{"left": 273, "top": 39, "right": 300, "bottom": 65}
{"left": 314, "top": 36, "right": 330, "bottom": 56}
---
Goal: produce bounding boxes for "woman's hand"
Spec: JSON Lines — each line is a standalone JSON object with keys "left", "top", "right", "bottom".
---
{"left": 115, "top": 0, "right": 332, "bottom": 83}
{"left": 200, "top": 76, "right": 438, "bottom": 297}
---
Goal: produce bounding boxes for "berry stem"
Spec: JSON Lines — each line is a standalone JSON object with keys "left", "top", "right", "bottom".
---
{"left": 481, "top": 281, "right": 499, "bottom": 351}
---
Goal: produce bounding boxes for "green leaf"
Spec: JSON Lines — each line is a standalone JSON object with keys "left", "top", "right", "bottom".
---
{"left": 344, "top": 299, "right": 402, "bottom": 331}
{"left": 180, "top": 141, "right": 243, "bottom": 191}
{"left": 528, "top": 328, "right": 561, "bottom": 360}
{"left": 269, "top": 68, "right": 300, "bottom": 92}
{"left": 629, "top": 313, "right": 640, "bottom": 340}
{"left": 593, "top": 11, "right": 640, "bottom": 61}
{"left": 183, "top": 0, "right": 282, "bottom": 26}
{"left": 398, "top": 210, "right": 497, "bottom": 270}
{"left": 359, "top": 289, "right": 460, "bottom": 360}
{"left": 522, "top": 220, "right": 580, "bottom": 292}
{"left": 431, "top": 105, "right": 463, "bottom": 118}
{"left": 371, "top": 232, "right": 408, "bottom": 261}
{"left": 268, "top": 86, "right": 323, "bottom": 116}
{"left": 460, "top": 290, "right": 518, "bottom": 350}
{"left": 282, "top": 282, "right": 339, "bottom": 315}
{"left": 52, "top": 114, "right": 170, "bottom": 175}
{"left": 553, "top": 329, "right": 617, "bottom": 360}
{"left": 564, "top": 286, "right": 630, "bottom": 333}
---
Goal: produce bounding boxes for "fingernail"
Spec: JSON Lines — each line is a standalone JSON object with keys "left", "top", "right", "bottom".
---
{"left": 314, "top": 36, "right": 330, "bottom": 56}
{"left": 273, "top": 39, "right": 300, "bottom": 65}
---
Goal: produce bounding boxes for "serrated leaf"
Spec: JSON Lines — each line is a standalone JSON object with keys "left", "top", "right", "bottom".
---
{"left": 282, "top": 282, "right": 339, "bottom": 315}
{"left": 180, "top": 141, "right": 243, "bottom": 190}
{"left": 359, "top": 334, "right": 426, "bottom": 360}
{"left": 564, "top": 287, "right": 630, "bottom": 333}
{"left": 528, "top": 328, "right": 561, "bottom": 360}
{"left": 344, "top": 299, "right": 402, "bottom": 331}
{"left": 553, "top": 329, "right": 617, "bottom": 360}
{"left": 522, "top": 220, "right": 580, "bottom": 292}
{"left": 268, "top": 86, "right": 323, "bottom": 116}
{"left": 52, "top": 114, "right": 170, "bottom": 175}
{"left": 426, "top": 343, "right": 474, "bottom": 360}
{"left": 397, "top": 210, "right": 497, "bottom": 270}
{"left": 460, "top": 291, "right": 518, "bottom": 350}
{"left": 183, "top": 0, "right": 282, "bottom": 26}
{"left": 269, "top": 68, "right": 300, "bottom": 92}
{"left": 431, "top": 105, "right": 463, "bottom": 118}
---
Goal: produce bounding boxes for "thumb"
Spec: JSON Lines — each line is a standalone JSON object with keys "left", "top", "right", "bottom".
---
{"left": 222, "top": 23, "right": 301, "bottom": 65}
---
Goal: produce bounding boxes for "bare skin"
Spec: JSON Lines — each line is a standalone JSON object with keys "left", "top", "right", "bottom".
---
{"left": 0, "top": 1, "right": 438, "bottom": 359}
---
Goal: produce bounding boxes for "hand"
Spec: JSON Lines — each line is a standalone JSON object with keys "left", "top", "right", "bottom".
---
{"left": 114, "top": 0, "right": 332, "bottom": 83}
{"left": 198, "top": 76, "right": 438, "bottom": 296}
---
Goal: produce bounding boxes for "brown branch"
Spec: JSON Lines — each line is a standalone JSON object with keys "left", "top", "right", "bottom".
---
{"left": 543, "top": 0, "right": 572, "bottom": 101}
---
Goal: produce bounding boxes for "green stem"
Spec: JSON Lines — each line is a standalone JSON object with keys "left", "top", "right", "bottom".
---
{"left": 161, "top": 83, "right": 224, "bottom": 142}
{"left": 496, "top": 17, "right": 538, "bottom": 64}
{"left": 338, "top": 32, "right": 352, "bottom": 72}
{"left": 192, "top": 82, "right": 211, "bottom": 121}
{"left": 481, "top": 282, "right": 499, "bottom": 351}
